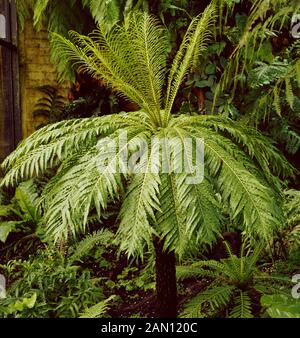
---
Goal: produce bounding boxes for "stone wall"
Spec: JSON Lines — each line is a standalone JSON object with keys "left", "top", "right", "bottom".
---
{"left": 18, "top": 21, "right": 69, "bottom": 137}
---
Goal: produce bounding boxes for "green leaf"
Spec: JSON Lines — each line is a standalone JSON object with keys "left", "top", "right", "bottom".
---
{"left": 205, "top": 64, "right": 216, "bottom": 75}
{"left": 195, "top": 80, "right": 210, "bottom": 88}
{"left": 261, "top": 294, "right": 300, "bottom": 318}
{"left": 0, "top": 221, "right": 18, "bottom": 243}
{"left": 6, "top": 293, "right": 37, "bottom": 315}
{"left": 257, "top": 41, "right": 274, "bottom": 63}
{"left": 15, "top": 180, "right": 41, "bottom": 222}
{"left": 0, "top": 205, "right": 13, "bottom": 218}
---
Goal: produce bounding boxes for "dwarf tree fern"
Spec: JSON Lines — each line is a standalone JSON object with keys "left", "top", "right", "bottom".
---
{"left": 178, "top": 243, "right": 290, "bottom": 318}
{"left": 1, "top": 2, "right": 294, "bottom": 317}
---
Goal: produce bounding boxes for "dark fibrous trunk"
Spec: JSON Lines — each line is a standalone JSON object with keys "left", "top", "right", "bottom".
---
{"left": 153, "top": 238, "right": 177, "bottom": 318}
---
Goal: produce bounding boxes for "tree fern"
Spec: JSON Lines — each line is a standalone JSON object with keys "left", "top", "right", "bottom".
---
{"left": 2, "top": 8, "right": 293, "bottom": 249}
{"left": 178, "top": 242, "right": 285, "bottom": 318}
{"left": 1, "top": 6, "right": 294, "bottom": 317}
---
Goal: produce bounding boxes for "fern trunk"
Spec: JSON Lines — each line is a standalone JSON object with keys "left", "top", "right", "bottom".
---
{"left": 154, "top": 238, "right": 177, "bottom": 318}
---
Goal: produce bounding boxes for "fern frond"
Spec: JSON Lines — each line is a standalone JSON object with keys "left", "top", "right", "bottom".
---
{"left": 33, "top": 0, "right": 50, "bottom": 29}
{"left": 181, "top": 285, "right": 235, "bottom": 318}
{"left": 14, "top": 180, "right": 41, "bottom": 223}
{"left": 285, "top": 77, "right": 294, "bottom": 110}
{"left": 164, "top": 1, "right": 217, "bottom": 122}
{"left": 180, "top": 124, "right": 284, "bottom": 242}
{"left": 79, "top": 295, "right": 116, "bottom": 318}
{"left": 125, "top": 12, "right": 169, "bottom": 121}
{"left": 116, "top": 142, "right": 161, "bottom": 258}
{"left": 176, "top": 115, "right": 295, "bottom": 180}
{"left": 171, "top": 126, "right": 221, "bottom": 246}
{"left": 176, "top": 262, "right": 220, "bottom": 281}
{"left": 1, "top": 113, "right": 142, "bottom": 187}
{"left": 32, "top": 85, "right": 66, "bottom": 123}
{"left": 42, "top": 128, "right": 146, "bottom": 242}
{"left": 51, "top": 12, "right": 169, "bottom": 125}
{"left": 230, "top": 291, "right": 253, "bottom": 318}
{"left": 153, "top": 127, "right": 220, "bottom": 255}
{"left": 248, "top": 59, "right": 289, "bottom": 88}
{"left": 156, "top": 173, "right": 187, "bottom": 255}
{"left": 68, "top": 229, "right": 115, "bottom": 264}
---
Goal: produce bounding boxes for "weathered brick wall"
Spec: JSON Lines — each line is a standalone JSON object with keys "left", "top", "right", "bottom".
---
{"left": 18, "top": 21, "right": 69, "bottom": 137}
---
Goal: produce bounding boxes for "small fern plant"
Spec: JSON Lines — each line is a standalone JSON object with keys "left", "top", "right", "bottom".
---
{"left": 32, "top": 85, "right": 66, "bottom": 126}
{"left": 178, "top": 243, "right": 289, "bottom": 318}
{"left": 0, "top": 180, "right": 42, "bottom": 244}
{"left": 1, "top": 3, "right": 294, "bottom": 317}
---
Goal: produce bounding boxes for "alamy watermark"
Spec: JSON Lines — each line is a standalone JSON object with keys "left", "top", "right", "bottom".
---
{"left": 292, "top": 13, "right": 300, "bottom": 38}
{"left": 0, "top": 274, "right": 6, "bottom": 299}
{"left": 95, "top": 131, "right": 205, "bottom": 184}
{"left": 292, "top": 274, "right": 300, "bottom": 299}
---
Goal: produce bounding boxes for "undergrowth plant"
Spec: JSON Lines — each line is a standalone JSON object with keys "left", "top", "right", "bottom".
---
{"left": 0, "top": 229, "right": 117, "bottom": 318}
{"left": 0, "top": 250, "right": 104, "bottom": 318}
{"left": 0, "top": 180, "right": 44, "bottom": 261}
{"left": 178, "top": 243, "right": 291, "bottom": 318}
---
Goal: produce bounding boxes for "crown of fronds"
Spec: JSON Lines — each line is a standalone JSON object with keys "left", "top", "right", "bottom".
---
{"left": 1, "top": 5, "right": 294, "bottom": 259}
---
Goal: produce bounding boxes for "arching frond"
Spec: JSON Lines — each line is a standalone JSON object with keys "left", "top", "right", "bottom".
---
{"left": 1, "top": 113, "right": 145, "bottom": 187}
{"left": 68, "top": 229, "right": 115, "bottom": 264}
{"left": 42, "top": 127, "right": 146, "bottom": 242}
{"left": 50, "top": 12, "right": 169, "bottom": 125}
{"left": 79, "top": 295, "right": 116, "bottom": 318}
{"left": 178, "top": 115, "right": 295, "bottom": 179}
{"left": 164, "top": 1, "right": 217, "bottom": 122}
{"left": 180, "top": 124, "right": 285, "bottom": 242}
{"left": 181, "top": 285, "right": 235, "bottom": 318}
{"left": 116, "top": 137, "right": 161, "bottom": 258}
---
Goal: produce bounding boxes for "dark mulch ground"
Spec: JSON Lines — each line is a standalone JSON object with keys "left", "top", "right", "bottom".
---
{"left": 108, "top": 278, "right": 211, "bottom": 318}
